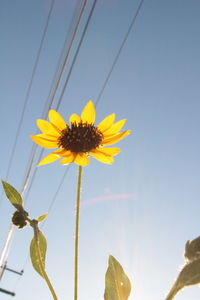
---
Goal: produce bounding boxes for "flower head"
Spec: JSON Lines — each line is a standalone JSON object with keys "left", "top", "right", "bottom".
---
{"left": 30, "top": 101, "right": 130, "bottom": 167}
{"left": 12, "top": 210, "right": 29, "bottom": 229}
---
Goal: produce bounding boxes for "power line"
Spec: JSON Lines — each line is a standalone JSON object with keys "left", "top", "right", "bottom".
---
{"left": 0, "top": 0, "right": 90, "bottom": 289}
{"left": 13, "top": 0, "right": 98, "bottom": 211}
{"left": 0, "top": 0, "right": 88, "bottom": 284}
{"left": 12, "top": 0, "right": 100, "bottom": 289}
{"left": 0, "top": 0, "right": 56, "bottom": 207}
{"left": 21, "top": 0, "right": 144, "bottom": 211}
{"left": 21, "top": 0, "right": 98, "bottom": 207}
{"left": 0, "top": 0, "right": 56, "bottom": 280}
{"left": 95, "top": 0, "right": 145, "bottom": 107}
{"left": 40, "top": 0, "right": 145, "bottom": 230}
{"left": 19, "top": 0, "right": 88, "bottom": 199}
{"left": 19, "top": 0, "right": 89, "bottom": 205}
{"left": 4, "top": 0, "right": 144, "bottom": 293}
{"left": 55, "top": 0, "right": 98, "bottom": 110}
{"left": 41, "top": 0, "right": 88, "bottom": 117}
{"left": 19, "top": 0, "right": 144, "bottom": 270}
{"left": 19, "top": 0, "right": 144, "bottom": 244}
{"left": 22, "top": 0, "right": 90, "bottom": 206}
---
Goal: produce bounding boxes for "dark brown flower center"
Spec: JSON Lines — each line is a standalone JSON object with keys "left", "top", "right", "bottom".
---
{"left": 58, "top": 122, "right": 103, "bottom": 153}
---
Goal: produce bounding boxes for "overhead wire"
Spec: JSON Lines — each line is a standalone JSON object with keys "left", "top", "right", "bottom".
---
{"left": 55, "top": 0, "right": 98, "bottom": 110}
{"left": 20, "top": 0, "right": 145, "bottom": 263}
{"left": 22, "top": 0, "right": 99, "bottom": 205}
{"left": 0, "top": 0, "right": 56, "bottom": 279}
{"left": 11, "top": 0, "right": 144, "bottom": 292}
{"left": 17, "top": 0, "right": 145, "bottom": 281}
{"left": 0, "top": 0, "right": 56, "bottom": 208}
{"left": 3, "top": 0, "right": 97, "bottom": 291}
{"left": 40, "top": 0, "right": 145, "bottom": 227}
{"left": 21, "top": 0, "right": 88, "bottom": 199}
{"left": 22, "top": 0, "right": 91, "bottom": 206}
{"left": 12, "top": 0, "right": 100, "bottom": 289}
{"left": 95, "top": 0, "right": 145, "bottom": 107}
{"left": 41, "top": 0, "right": 88, "bottom": 117}
{"left": 0, "top": 0, "right": 88, "bottom": 283}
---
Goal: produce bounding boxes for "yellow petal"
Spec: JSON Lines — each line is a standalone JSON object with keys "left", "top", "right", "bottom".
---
{"left": 48, "top": 110, "right": 67, "bottom": 131}
{"left": 30, "top": 135, "right": 58, "bottom": 149}
{"left": 69, "top": 113, "right": 80, "bottom": 124}
{"left": 74, "top": 153, "right": 90, "bottom": 166}
{"left": 81, "top": 101, "right": 96, "bottom": 124}
{"left": 37, "top": 153, "right": 61, "bottom": 166}
{"left": 37, "top": 119, "right": 60, "bottom": 136}
{"left": 94, "top": 147, "right": 121, "bottom": 156}
{"left": 60, "top": 153, "right": 75, "bottom": 165}
{"left": 97, "top": 114, "right": 116, "bottom": 132}
{"left": 103, "top": 119, "right": 126, "bottom": 136}
{"left": 89, "top": 149, "right": 114, "bottom": 164}
{"left": 102, "top": 130, "right": 131, "bottom": 145}
{"left": 52, "top": 149, "right": 71, "bottom": 157}
{"left": 33, "top": 133, "right": 58, "bottom": 141}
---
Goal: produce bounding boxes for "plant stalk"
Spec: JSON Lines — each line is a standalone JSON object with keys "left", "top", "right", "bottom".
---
{"left": 74, "top": 166, "right": 83, "bottom": 300}
{"left": 33, "top": 225, "right": 58, "bottom": 300}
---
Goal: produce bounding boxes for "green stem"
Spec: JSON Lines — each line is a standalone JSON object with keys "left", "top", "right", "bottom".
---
{"left": 33, "top": 224, "right": 58, "bottom": 300}
{"left": 74, "top": 166, "right": 83, "bottom": 300}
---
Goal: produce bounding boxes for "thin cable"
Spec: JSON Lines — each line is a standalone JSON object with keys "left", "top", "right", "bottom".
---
{"left": 4, "top": 0, "right": 89, "bottom": 289}
{"left": 1, "top": 0, "right": 87, "bottom": 282}
{"left": 38, "top": 0, "right": 144, "bottom": 229}
{"left": 17, "top": 0, "right": 88, "bottom": 203}
{"left": 23, "top": 0, "right": 97, "bottom": 206}
{"left": 20, "top": 0, "right": 143, "bottom": 247}
{"left": 56, "top": 0, "right": 98, "bottom": 110}
{"left": 0, "top": 0, "right": 55, "bottom": 280}
{"left": 12, "top": 0, "right": 99, "bottom": 286}
{"left": 17, "top": 0, "right": 88, "bottom": 206}
{"left": 19, "top": 0, "right": 88, "bottom": 204}
{"left": 22, "top": 0, "right": 88, "bottom": 206}
{"left": 23, "top": 0, "right": 144, "bottom": 209}
{"left": 95, "top": 0, "right": 145, "bottom": 107}
{"left": 32, "top": 0, "right": 145, "bottom": 234}
{"left": 0, "top": 0, "right": 55, "bottom": 207}
{"left": 10, "top": 0, "right": 143, "bottom": 291}
{"left": 42, "top": 0, "right": 88, "bottom": 116}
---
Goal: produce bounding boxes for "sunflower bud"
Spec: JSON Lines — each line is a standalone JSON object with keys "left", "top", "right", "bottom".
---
{"left": 185, "top": 236, "right": 200, "bottom": 263}
{"left": 12, "top": 210, "right": 29, "bottom": 229}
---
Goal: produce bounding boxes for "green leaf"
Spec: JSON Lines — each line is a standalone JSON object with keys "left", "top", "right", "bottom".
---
{"left": 165, "top": 258, "right": 200, "bottom": 300}
{"left": 104, "top": 255, "right": 131, "bottom": 300}
{"left": 37, "top": 213, "right": 48, "bottom": 223}
{"left": 30, "top": 230, "right": 47, "bottom": 278}
{"left": 1, "top": 180, "right": 23, "bottom": 210}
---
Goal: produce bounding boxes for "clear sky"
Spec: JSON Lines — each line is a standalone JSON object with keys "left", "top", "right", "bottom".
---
{"left": 0, "top": 0, "right": 200, "bottom": 299}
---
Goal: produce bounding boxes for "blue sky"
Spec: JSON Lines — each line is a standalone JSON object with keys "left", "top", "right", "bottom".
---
{"left": 1, "top": 0, "right": 200, "bottom": 299}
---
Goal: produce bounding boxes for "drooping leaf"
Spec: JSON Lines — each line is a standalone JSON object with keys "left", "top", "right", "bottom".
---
{"left": 184, "top": 236, "right": 200, "bottom": 263}
{"left": 30, "top": 230, "right": 47, "bottom": 278}
{"left": 1, "top": 180, "right": 23, "bottom": 210}
{"left": 165, "top": 258, "right": 200, "bottom": 300}
{"left": 37, "top": 213, "right": 48, "bottom": 223}
{"left": 104, "top": 255, "right": 131, "bottom": 300}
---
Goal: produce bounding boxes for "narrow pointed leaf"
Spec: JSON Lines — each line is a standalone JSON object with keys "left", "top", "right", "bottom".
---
{"left": 30, "top": 230, "right": 47, "bottom": 278}
{"left": 104, "top": 255, "right": 131, "bottom": 300}
{"left": 37, "top": 213, "right": 48, "bottom": 223}
{"left": 1, "top": 180, "right": 23, "bottom": 210}
{"left": 165, "top": 258, "right": 200, "bottom": 300}
{"left": 184, "top": 236, "right": 200, "bottom": 263}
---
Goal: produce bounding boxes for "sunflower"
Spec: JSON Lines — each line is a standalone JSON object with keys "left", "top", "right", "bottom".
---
{"left": 30, "top": 101, "right": 130, "bottom": 167}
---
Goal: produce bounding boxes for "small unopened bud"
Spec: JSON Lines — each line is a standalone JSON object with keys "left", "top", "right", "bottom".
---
{"left": 12, "top": 210, "right": 29, "bottom": 229}
{"left": 185, "top": 236, "right": 200, "bottom": 263}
